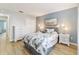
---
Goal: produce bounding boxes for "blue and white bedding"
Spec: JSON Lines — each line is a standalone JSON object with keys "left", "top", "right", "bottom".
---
{"left": 24, "top": 31, "right": 58, "bottom": 55}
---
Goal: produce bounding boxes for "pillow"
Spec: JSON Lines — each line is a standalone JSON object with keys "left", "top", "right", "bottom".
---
{"left": 46, "top": 29, "right": 54, "bottom": 33}
{"left": 37, "top": 31, "right": 41, "bottom": 33}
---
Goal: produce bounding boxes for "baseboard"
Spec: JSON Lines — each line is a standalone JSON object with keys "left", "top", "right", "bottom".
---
{"left": 10, "top": 40, "right": 14, "bottom": 42}
{"left": 9, "top": 39, "right": 13, "bottom": 42}
{"left": 9, "top": 39, "right": 16, "bottom": 42}
{"left": 70, "top": 42, "right": 77, "bottom": 46}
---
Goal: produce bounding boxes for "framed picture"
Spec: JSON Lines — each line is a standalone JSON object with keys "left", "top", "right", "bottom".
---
{"left": 45, "top": 18, "right": 57, "bottom": 26}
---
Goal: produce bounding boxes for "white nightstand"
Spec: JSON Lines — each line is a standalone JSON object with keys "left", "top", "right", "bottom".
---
{"left": 59, "top": 33, "right": 70, "bottom": 46}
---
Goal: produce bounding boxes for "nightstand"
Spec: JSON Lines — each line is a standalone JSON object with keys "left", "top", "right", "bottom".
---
{"left": 59, "top": 33, "right": 70, "bottom": 46}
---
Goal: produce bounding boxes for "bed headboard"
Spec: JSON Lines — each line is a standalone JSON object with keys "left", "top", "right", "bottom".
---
{"left": 45, "top": 26, "right": 58, "bottom": 32}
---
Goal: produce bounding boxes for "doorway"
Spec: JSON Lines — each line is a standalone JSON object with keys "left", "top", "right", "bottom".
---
{"left": 0, "top": 15, "right": 9, "bottom": 40}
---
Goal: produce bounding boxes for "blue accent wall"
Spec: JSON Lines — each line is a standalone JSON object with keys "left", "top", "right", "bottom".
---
{"left": 37, "top": 7, "right": 78, "bottom": 43}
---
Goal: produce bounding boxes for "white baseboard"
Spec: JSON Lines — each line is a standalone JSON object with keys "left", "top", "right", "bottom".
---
{"left": 70, "top": 42, "right": 77, "bottom": 46}
{"left": 9, "top": 39, "right": 16, "bottom": 42}
{"left": 9, "top": 39, "right": 13, "bottom": 42}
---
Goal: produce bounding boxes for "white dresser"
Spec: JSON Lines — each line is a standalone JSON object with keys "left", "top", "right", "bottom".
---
{"left": 59, "top": 33, "right": 70, "bottom": 46}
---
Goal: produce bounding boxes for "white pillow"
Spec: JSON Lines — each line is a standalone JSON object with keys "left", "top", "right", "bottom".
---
{"left": 46, "top": 29, "right": 54, "bottom": 33}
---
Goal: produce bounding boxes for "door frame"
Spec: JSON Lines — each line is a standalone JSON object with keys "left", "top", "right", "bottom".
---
{"left": 0, "top": 14, "right": 9, "bottom": 40}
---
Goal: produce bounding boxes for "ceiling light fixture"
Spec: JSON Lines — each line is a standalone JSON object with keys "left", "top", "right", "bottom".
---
{"left": 19, "top": 10, "right": 24, "bottom": 13}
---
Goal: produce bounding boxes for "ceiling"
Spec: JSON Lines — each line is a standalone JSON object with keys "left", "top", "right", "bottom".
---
{"left": 0, "top": 3, "right": 78, "bottom": 17}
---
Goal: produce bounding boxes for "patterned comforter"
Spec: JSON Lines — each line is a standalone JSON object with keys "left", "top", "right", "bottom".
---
{"left": 24, "top": 32, "right": 58, "bottom": 55}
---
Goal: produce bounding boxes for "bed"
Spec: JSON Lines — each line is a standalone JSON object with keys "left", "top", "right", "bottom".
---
{"left": 23, "top": 29, "right": 58, "bottom": 55}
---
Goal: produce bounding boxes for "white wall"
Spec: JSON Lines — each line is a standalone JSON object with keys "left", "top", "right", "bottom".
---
{"left": 13, "top": 13, "right": 36, "bottom": 41}
{"left": 25, "top": 16, "right": 36, "bottom": 33}
{"left": 78, "top": 7, "right": 79, "bottom": 55}
{"left": 0, "top": 11, "right": 36, "bottom": 41}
